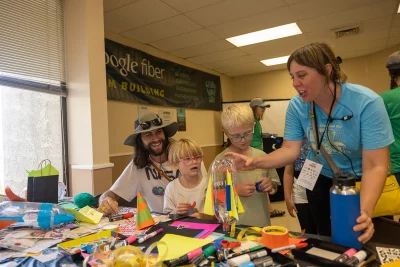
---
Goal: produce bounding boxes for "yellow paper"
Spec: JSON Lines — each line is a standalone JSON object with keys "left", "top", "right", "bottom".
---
{"left": 58, "top": 230, "right": 112, "bottom": 250}
{"left": 227, "top": 170, "right": 244, "bottom": 219}
{"left": 64, "top": 206, "right": 103, "bottom": 224}
{"left": 204, "top": 175, "right": 214, "bottom": 215}
{"left": 382, "top": 260, "right": 400, "bottom": 267}
{"left": 159, "top": 234, "right": 211, "bottom": 260}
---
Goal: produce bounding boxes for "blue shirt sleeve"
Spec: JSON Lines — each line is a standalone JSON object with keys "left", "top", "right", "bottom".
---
{"left": 284, "top": 98, "right": 304, "bottom": 141}
{"left": 361, "top": 97, "right": 394, "bottom": 150}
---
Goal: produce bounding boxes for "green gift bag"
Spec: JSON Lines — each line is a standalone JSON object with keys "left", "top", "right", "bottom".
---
{"left": 27, "top": 159, "right": 59, "bottom": 203}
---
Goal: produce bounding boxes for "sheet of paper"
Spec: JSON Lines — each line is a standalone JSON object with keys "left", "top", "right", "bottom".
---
{"left": 306, "top": 247, "right": 341, "bottom": 261}
{"left": 32, "top": 248, "right": 60, "bottom": 263}
{"left": 170, "top": 221, "right": 219, "bottom": 238}
{"left": 377, "top": 247, "right": 400, "bottom": 264}
{"left": 204, "top": 232, "right": 225, "bottom": 241}
{"left": 296, "top": 159, "right": 323, "bottom": 191}
{"left": 159, "top": 234, "right": 211, "bottom": 260}
{"left": 23, "top": 239, "right": 63, "bottom": 253}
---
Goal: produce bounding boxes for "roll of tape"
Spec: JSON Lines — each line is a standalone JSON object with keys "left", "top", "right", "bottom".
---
{"left": 259, "top": 226, "right": 289, "bottom": 249}
{"left": 103, "top": 225, "right": 120, "bottom": 232}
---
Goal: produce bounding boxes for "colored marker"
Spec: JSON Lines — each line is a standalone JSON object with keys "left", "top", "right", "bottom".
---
{"left": 344, "top": 250, "right": 367, "bottom": 266}
{"left": 109, "top": 212, "right": 134, "bottom": 222}
{"left": 190, "top": 244, "right": 217, "bottom": 265}
{"left": 238, "top": 256, "right": 274, "bottom": 267}
{"left": 228, "top": 245, "right": 264, "bottom": 258}
{"left": 334, "top": 248, "right": 357, "bottom": 263}
{"left": 138, "top": 228, "right": 163, "bottom": 243}
{"left": 164, "top": 248, "right": 202, "bottom": 267}
{"left": 124, "top": 234, "right": 137, "bottom": 245}
{"left": 271, "top": 242, "right": 308, "bottom": 253}
{"left": 227, "top": 249, "right": 268, "bottom": 266}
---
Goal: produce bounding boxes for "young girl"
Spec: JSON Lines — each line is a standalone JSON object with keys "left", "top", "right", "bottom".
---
{"left": 163, "top": 139, "right": 208, "bottom": 218}
{"left": 215, "top": 104, "right": 280, "bottom": 227}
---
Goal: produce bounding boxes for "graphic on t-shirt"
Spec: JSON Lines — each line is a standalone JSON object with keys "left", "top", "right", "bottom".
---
{"left": 307, "top": 124, "right": 355, "bottom": 156}
{"left": 152, "top": 186, "right": 165, "bottom": 196}
{"left": 144, "top": 165, "right": 180, "bottom": 181}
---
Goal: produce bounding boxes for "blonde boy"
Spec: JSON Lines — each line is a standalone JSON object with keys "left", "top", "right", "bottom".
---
{"left": 163, "top": 139, "right": 208, "bottom": 218}
{"left": 214, "top": 104, "right": 280, "bottom": 227}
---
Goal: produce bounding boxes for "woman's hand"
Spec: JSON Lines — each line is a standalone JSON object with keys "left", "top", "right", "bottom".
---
{"left": 353, "top": 210, "right": 374, "bottom": 243}
{"left": 224, "top": 152, "right": 255, "bottom": 171}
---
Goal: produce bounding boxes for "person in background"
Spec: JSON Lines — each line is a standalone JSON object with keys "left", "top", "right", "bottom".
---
{"left": 226, "top": 43, "right": 394, "bottom": 243}
{"left": 284, "top": 136, "right": 317, "bottom": 234}
{"left": 215, "top": 104, "right": 280, "bottom": 227}
{"left": 250, "top": 98, "right": 285, "bottom": 218}
{"left": 381, "top": 51, "right": 400, "bottom": 183}
{"left": 98, "top": 112, "right": 206, "bottom": 215}
{"left": 163, "top": 138, "right": 211, "bottom": 219}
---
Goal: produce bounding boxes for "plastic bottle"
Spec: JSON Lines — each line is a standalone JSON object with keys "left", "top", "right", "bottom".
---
{"left": 330, "top": 173, "right": 362, "bottom": 249}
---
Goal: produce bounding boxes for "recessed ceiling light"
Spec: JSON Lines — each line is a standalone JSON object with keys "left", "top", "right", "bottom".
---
{"left": 226, "top": 23, "right": 302, "bottom": 47}
{"left": 260, "top": 56, "right": 290, "bottom": 66}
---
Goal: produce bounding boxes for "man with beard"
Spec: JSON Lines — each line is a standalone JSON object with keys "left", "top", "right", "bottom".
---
{"left": 98, "top": 112, "right": 206, "bottom": 215}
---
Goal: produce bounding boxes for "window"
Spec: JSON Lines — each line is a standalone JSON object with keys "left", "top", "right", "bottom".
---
{"left": 0, "top": 1, "right": 67, "bottom": 195}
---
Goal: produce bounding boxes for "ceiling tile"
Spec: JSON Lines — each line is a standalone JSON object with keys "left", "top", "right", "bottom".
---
{"left": 161, "top": 0, "right": 223, "bottom": 13}
{"left": 325, "top": 0, "right": 396, "bottom": 14}
{"left": 169, "top": 40, "right": 235, "bottom": 58}
{"left": 203, "top": 55, "right": 259, "bottom": 69}
{"left": 207, "top": 6, "right": 294, "bottom": 38}
{"left": 104, "top": 0, "right": 179, "bottom": 32}
{"left": 185, "top": 0, "right": 286, "bottom": 27}
{"left": 288, "top": 0, "right": 335, "bottom": 21}
{"left": 103, "top": 0, "right": 138, "bottom": 12}
{"left": 121, "top": 15, "right": 202, "bottom": 43}
{"left": 149, "top": 29, "right": 219, "bottom": 51}
{"left": 188, "top": 49, "right": 246, "bottom": 64}
{"left": 298, "top": 1, "right": 395, "bottom": 33}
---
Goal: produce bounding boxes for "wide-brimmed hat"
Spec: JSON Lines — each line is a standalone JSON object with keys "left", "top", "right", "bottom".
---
{"left": 386, "top": 51, "right": 400, "bottom": 70}
{"left": 250, "top": 98, "right": 270, "bottom": 108}
{"left": 124, "top": 112, "right": 178, "bottom": 147}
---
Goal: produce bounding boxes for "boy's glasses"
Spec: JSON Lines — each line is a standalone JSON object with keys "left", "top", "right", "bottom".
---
{"left": 227, "top": 132, "right": 253, "bottom": 143}
{"left": 179, "top": 155, "right": 203, "bottom": 165}
{"left": 139, "top": 117, "right": 163, "bottom": 130}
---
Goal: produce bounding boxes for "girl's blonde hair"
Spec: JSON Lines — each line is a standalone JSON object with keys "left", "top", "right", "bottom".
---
{"left": 221, "top": 104, "right": 254, "bottom": 130}
{"left": 168, "top": 138, "right": 203, "bottom": 164}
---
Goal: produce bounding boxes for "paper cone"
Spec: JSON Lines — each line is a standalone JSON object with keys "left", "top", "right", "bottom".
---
{"left": 136, "top": 192, "right": 155, "bottom": 230}
{"left": 204, "top": 175, "right": 215, "bottom": 215}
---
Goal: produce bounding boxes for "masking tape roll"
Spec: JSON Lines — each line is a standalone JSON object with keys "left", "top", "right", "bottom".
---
{"left": 259, "top": 226, "right": 289, "bottom": 249}
{"left": 103, "top": 224, "right": 120, "bottom": 232}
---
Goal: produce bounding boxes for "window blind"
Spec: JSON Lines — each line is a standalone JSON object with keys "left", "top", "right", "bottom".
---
{"left": 0, "top": 0, "right": 66, "bottom": 96}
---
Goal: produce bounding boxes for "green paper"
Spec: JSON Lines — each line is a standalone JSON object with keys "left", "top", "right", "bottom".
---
{"left": 28, "top": 164, "right": 59, "bottom": 177}
{"left": 60, "top": 203, "right": 79, "bottom": 210}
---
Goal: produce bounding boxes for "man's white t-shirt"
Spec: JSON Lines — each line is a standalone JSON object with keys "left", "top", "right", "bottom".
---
{"left": 163, "top": 173, "right": 208, "bottom": 214}
{"left": 110, "top": 159, "right": 206, "bottom": 213}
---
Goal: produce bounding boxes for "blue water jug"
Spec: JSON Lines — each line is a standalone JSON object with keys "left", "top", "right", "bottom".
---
{"left": 330, "top": 173, "right": 362, "bottom": 249}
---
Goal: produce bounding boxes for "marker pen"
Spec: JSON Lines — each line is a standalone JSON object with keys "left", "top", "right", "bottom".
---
{"left": 138, "top": 228, "right": 164, "bottom": 243}
{"left": 238, "top": 256, "right": 274, "bottom": 267}
{"left": 164, "top": 248, "right": 202, "bottom": 267}
{"left": 271, "top": 243, "right": 308, "bottom": 253}
{"left": 344, "top": 250, "right": 367, "bottom": 266}
{"left": 334, "top": 248, "right": 357, "bottom": 263}
{"left": 227, "top": 249, "right": 268, "bottom": 266}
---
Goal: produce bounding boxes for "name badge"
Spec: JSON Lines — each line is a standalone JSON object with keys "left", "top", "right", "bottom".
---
{"left": 295, "top": 159, "right": 323, "bottom": 191}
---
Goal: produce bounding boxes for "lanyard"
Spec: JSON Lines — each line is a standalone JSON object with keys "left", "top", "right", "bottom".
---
{"left": 313, "top": 83, "right": 337, "bottom": 154}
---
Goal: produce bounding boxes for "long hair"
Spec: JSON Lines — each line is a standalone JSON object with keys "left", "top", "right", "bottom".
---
{"left": 133, "top": 129, "right": 172, "bottom": 169}
{"left": 287, "top": 42, "right": 347, "bottom": 83}
{"left": 389, "top": 69, "right": 400, "bottom": 90}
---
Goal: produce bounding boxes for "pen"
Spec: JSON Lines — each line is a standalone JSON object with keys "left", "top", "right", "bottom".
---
{"left": 228, "top": 245, "right": 264, "bottom": 258}
{"left": 124, "top": 234, "right": 137, "bottom": 245}
{"left": 271, "top": 243, "right": 308, "bottom": 253}
{"left": 109, "top": 212, "right": 134, "bottom": 222}
{"left": 164, "top": 248, "right": 202, "bottom": 267}
{"left": 138, "top": 228, "right": 163, "bottom": 243}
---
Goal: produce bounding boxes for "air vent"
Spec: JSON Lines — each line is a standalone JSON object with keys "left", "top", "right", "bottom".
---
{"left": 332, "top": 26, "right": 360, "bottom": 38}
